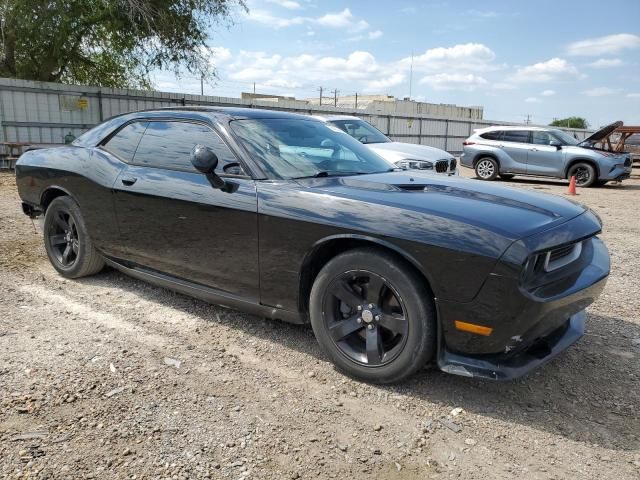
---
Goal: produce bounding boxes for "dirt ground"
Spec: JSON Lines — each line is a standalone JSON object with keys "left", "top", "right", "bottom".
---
{"left": 1, "top": 169, "right": 639, "bottom": 480}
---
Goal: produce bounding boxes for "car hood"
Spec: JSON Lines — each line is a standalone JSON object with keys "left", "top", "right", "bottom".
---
{"left": 366, "top": 142, "right": 453, "bottom": 163}
{"left": 578, "top": 120, "right": 622, "bottom": 147}
{"left": 299, "top": 171, "right": 587, "bottom": 241}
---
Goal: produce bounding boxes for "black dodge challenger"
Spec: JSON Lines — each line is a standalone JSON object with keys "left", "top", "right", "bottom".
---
{"left": 15, "top": 107, "right": 610, "bottom": 383}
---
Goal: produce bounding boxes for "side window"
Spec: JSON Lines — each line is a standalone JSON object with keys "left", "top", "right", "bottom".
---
{"left": 132, "top": 121, "right": 241, "bottom": 173}
{"left": 532, "top": 131, "right": 553, "bottom": 145}
{"left": 102, "top": 121, "right": 148, "bottom": 162}
{"left": 503, "top": 130, "right": 530, "bottom": 143}
{"left": 480, "top": 131, "right": 502, "bottom": 140}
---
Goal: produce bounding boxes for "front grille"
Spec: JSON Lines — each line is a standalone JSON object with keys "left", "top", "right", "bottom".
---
{"left": 548, "top": 244, "right": 575, "bottom": 263}
{"left": 449, "top": 158, "right": 457, "bottom": 171}
{"left": 435, "top": 160, "right": 449, "bottom": 173}
{"left": 544, "top": 241, "right": 582, "bottom": 272}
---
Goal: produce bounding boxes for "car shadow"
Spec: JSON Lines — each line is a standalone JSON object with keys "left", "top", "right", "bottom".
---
{"left": 78, "top": 270, "right": 639, "bottom": 452}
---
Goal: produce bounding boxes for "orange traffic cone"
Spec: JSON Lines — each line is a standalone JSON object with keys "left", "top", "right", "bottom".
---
{"left": 567, "top": 175, "right": 578, "bottom": 195}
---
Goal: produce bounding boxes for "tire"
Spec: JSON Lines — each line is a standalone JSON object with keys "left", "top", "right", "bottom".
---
{"left": 499, "top": 173, "right": 515, "bottom": 180}
{"left": 43, "top": 196, "right": 104, "bottom": 278}
{"left": 567, "top": 162, "right": 596, "bottom": 187}
{"left": 474, "top": 157, "right": 499, "bottom": 180}
{"left": 309, "top": 248, "right": 436, "bottom": 384}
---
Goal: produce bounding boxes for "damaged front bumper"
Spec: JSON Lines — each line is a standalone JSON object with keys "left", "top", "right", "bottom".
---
{"left": 437, "top": 311, "right": 585, "bottom": 380}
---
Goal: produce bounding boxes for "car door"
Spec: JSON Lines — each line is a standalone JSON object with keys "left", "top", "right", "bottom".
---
{"left": 109, "top": 119, "right": 260, "bottom": 300}
{"left": 498, "top": 130, "right": 530, "bottom": 173}
{"left": 526, "top": 131, "right": 564, "bottom": 177}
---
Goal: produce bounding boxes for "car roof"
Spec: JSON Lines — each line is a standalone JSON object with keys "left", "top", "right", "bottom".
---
{"left": 73, "top": 106, "right": 322, "bottom": 148}
{"left": 474, "top": 125, "right": 554, "bottom": 134}
{"left": 149, "top": 106, "right": 317, "bottom": 121}
{"left": 313, "top": 114, "right": 362, "bottom": 122}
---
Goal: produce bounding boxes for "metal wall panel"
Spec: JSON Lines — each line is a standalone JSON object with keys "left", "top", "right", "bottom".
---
{"left": 0, "top": 78, "right": 594, "bottom": 154}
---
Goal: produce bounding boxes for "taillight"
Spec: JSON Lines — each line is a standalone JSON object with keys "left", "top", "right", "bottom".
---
{"left": 463, "top": 140, "right": 475, "bottom": 146}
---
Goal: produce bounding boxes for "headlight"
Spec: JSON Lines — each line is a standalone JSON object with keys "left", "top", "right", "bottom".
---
{"left": 395, "top": 159, "right": 433, "bottom": 170}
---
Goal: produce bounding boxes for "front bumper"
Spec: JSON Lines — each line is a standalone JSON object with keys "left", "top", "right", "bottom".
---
{"left": 435, "top": 211, "right": 609, "bottom": 380}
{"left": 600, "top": 164, "right": 632, "bottom": 181}
{"left": 438, "top": 311, "right": 586, "bottom": 380}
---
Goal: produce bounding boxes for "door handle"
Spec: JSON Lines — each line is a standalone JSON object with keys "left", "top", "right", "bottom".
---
{"left": 121, "top": 176, "right": 137, "bottom": 186}
{"left": 530, "top": 148, "right": 538, "bottom": 151}
{"left": 498, "top": 144, "right": 504, "bottom": 148}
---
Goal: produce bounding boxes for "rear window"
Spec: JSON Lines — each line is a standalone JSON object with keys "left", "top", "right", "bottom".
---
{"left": 480, "top": 131, "right": 503, "bottom": 140}
{"left": 503, "top": 130, "right": 530, "bottom": 143}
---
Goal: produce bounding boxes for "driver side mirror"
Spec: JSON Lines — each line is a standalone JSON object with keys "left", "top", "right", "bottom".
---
{"left": 190, "top": 144, "right": 235, "bottom": 192}
{"left": 549, "top": 140, "right": 562, "bottom": 149}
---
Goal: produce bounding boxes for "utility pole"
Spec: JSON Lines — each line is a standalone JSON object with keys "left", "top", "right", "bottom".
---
{"left": 318, "top": 86, "right": 323, "bottom": 106}
{"left": 200, "top": 75, "right": 204, "bottom": 96}
{"left": 355, "top": 92, "right": 358, "bottom": 110}
{"left": 409, "top": 51, "right": 414, "bottom": 100}
{"left": 331, "top": 88, "right": 339, "bottom": 107}
{"left": 253, "top": 82, "right": 256, "bottom": 95}
{"left": 525, "top": 114, "right": 531, "bottom": 125}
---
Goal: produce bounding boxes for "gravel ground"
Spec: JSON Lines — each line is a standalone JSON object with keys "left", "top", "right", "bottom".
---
{"left": 1, "top": 169, "right": 639, "bottom": 479}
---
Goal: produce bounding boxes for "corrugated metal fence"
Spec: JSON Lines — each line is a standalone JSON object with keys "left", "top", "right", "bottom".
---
{"left": 0, "top": 77, "right": 592, "bottom": 158}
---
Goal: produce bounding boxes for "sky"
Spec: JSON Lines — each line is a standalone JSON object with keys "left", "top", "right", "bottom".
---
{"left": 152, "top": 0, "right": 640, "bottom": 128}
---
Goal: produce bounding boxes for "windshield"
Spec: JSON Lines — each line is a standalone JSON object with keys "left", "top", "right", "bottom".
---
{"left": 328, "top": 119, "right": 391, "bottom": 144}
{"left": 229, "top": 118, "right": 394, "bottom": 179}
{"left": 551, "top": 129, "right": 580, "bottom": 146}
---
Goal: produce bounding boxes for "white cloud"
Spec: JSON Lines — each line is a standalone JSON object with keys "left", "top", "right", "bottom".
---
{"left": 265, "top": 0, "right": 301, "bottom": 9}
{"left": 419, "top": 73, "right": 488, "bottom": 91}
{"left": 465, "top": 9, "right": 498, "bottom": 18}
{"left": 368, "top": 30, "right": 383, "bottom": 40}
{"left": 568, "top": 33, "right": 640, "bottom": 56}
{"left": 510, "top": 58, "right": 580, "bottom": 82}
{"left": 208, "top": 47, "right": 232, "bottom": 63}
{"left": 541, "top": 89, "right": 555, "bottom": 96}
{"left": 628, "top": 93, "right": 640, "bottom": 98}
{"left": 586, "top": 58, "right": 624, "bottom": 68}
{"left": 245, "top": 7, "right": 371, "bottom": 33}
{"left": 582, "top": 87, "right": 620, "bottom": 97}
{"left": 525, "top": 97, "right": 540, "bottom": 103}
{"left": 246, "top": 9, "right": 306, "bottom": 28}
{"left": 401, "top": 43, "right": 497, "bottom": 73}
{"left": 365, "top": 73, "right": 405, "bottom": 91}
{"left": 493, "top": 82, "right": 517, "bottom": 90}
{"left": 316, "top": 8, "right": 369, "bottom": 32}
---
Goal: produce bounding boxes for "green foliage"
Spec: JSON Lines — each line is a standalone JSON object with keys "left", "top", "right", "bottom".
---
{"left": 0, "top": 0, "right": 245, "bottom": 88}
{"left": 549, "top": 117, "right": 589, "bottom": 129}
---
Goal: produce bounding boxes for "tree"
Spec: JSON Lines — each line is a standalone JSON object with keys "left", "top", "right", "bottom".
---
{"left": 549, "top": 117, "right": 589, "bottom": 129}
{"left": 0, "top": 0, "right": 245, "bottom": 88}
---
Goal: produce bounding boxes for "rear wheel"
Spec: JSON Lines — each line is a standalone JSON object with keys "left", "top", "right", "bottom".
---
{"left": 475, "top": 157, "right": 499, "bottom": 180}
{"left": 567, "top": 162, "right": 596, "bottom": 187}
{"left": 43, "top": 196, "right": 104, "bottom": 278}
{"left": 309, "top": 248, "right": 436, "bottom": 384}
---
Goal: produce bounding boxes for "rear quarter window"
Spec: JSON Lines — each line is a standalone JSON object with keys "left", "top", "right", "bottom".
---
{"left": 480, "top": 131, "right": 503, "bottom": 140}
{"left": 502, "top": 130, "right": 530, "bottom": 143}
{"left": 102, "top": 121, "right": 148, "bottom": 162}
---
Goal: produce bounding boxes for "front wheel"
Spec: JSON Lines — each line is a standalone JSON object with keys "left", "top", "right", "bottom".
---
{"left": 475, "top": 157, "right": 499, "bottom": 180}
{"left": 567, "top": 162, "right": 596, "bottom": 187}
{"left": 309, "top": 248, "right": 436, "bottom": 384}
{"left": 43, "top": 196, "right": 104, "bottom": 278}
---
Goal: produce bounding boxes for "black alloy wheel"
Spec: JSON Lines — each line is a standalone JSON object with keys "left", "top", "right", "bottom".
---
{"left": 46, "top": 209, "right": 80, "bottom": 268}
{"left": 309, "top": 248, "right": 436, "bottom": 383}
{"left": 43, "top": 196, "right": 104, "bottom": 278}
{"left": 568, "top": 162, "right": 596, "bottom": 187}
{"left": 323, "top": 270, "right": 408, "bottom": 366}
